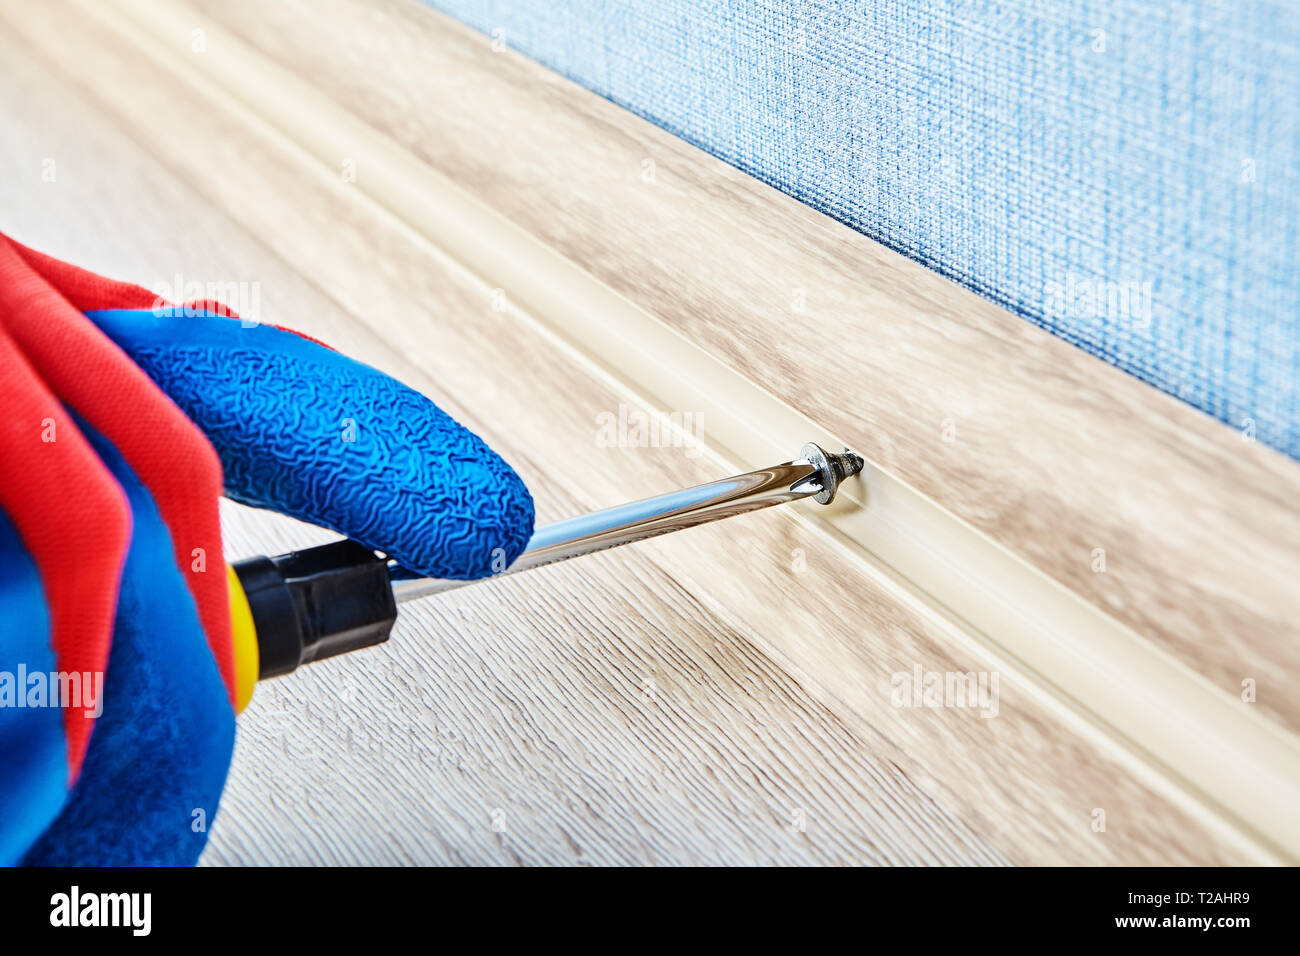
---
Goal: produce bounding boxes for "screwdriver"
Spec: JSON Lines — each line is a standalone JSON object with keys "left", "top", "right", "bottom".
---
{"left": 224, "top": 442, "right": 862, "bottom": 707}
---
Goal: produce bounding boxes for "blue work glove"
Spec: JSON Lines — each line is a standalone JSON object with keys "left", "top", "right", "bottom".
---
{"left": 0, "top": 235, "right": 533, "bottom": 865}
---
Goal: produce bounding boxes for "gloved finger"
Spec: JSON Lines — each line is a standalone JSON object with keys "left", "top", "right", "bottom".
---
{"left": 1, "top": 238, "right": 235, "bottom": 866}
{"left": 0, "top": 237, "right": 234, "bottom": 703}
{"left": 0, "top": 319, "right": 130, "bottom": 849}
{"left": 87, "top": 307, "right": 535, "bottom": 580}
{"left": 20, "top": 417, "right": 233, "bottom": 867}
{"left": 0, "top": 511, "right": 65, "bottom": 865}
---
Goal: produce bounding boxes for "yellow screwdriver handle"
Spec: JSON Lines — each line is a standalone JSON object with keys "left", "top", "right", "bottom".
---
{"left": 225, "top": 565, "right": 260, "bottom": 714}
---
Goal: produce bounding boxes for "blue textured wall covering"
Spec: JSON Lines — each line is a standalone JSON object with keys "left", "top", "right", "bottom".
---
{"left": 427, "top": 0, "right": 1300, "bottom": 458}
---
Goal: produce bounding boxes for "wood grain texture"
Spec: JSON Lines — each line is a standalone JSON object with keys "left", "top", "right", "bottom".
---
{"left": 0, "top": 0, "right": 1286, "bottom": 864}
{"left": 0, "top": 30, "right": 997, "bottom": 866}
{"left": 169, "top": 0, "right": 1300, "bottom": 740}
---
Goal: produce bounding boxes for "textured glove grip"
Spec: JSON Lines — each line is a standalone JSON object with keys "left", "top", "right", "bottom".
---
{"left": 87, "top": 308, "right": 536, "bottom": 580}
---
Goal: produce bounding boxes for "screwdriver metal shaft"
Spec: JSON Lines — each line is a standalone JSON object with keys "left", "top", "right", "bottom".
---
{"left": 390, "top": 442, "right": 863, "bottom": 603}
{"left": 232, "top": 442, "right": 864, "bottom": 692}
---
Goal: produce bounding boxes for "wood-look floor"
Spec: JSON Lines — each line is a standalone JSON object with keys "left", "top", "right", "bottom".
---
{"left": 1, "top": 0, "right": 1293, "bottom": 864}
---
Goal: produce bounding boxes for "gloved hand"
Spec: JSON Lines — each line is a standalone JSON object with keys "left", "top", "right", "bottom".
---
{"left": 0, "top": 233, "right": 533, "bottom": 866}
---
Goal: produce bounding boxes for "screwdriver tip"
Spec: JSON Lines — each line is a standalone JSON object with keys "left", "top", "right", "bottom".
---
{"left": 801, "top": 442, "right": 864, "bottom": 505}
